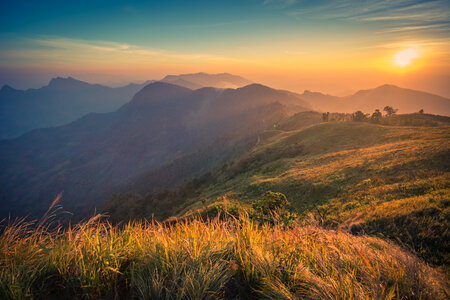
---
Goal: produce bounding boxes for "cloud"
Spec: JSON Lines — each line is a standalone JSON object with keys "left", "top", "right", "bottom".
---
{"left": 263, "top": 0, "right": 300, "bottom": 8}
{"left": 0, "top": 36, "right": 241, "bottom": 67}
{"left": 280, "top": 0, "right": 450, "bottom": 44}
{"left": 284, "top": 0, "right": 449, "bottom": 24}
{"left": 380, "top": 24, "right": 448, "bottom": 34}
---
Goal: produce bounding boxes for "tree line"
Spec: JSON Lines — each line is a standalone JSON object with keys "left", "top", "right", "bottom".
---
{"left": 322, "top": 106, "right": 425, "bottom": 123}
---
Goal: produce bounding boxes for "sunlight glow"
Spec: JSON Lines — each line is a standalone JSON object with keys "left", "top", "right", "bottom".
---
{"left": 394, "top": 48, "right": 418, "bottom": 67}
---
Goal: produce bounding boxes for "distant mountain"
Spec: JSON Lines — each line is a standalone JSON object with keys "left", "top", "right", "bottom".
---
{"left": 299, "top": 84, "right": 450, "bottom": 116}
{"left": 160, "top": 72, "right": 252, "bottom": 89}
{"left": 0, "top": 77, "right": 153, "bottom": 139}
{"left": 0, "top": 82, "right": 310, "bottom": 218}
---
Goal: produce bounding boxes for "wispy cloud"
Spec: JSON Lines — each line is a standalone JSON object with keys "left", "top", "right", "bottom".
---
{"left": 380, "top": 24, "right": 448, "bottom": 34}
{"left": 279, "top": 0, "right": 450, "bottom": 49}
{"left": 0, "top": 36, "right": 241, "bottom": 66}
{"left": 284, "top": 0, "right": 449, "bottom": 28}
{"left": 263, "top": 0, "right": 300, "bottom": 8}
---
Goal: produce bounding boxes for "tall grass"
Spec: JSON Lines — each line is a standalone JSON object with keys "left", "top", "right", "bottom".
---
{"left": 0, "top": 212, "right": 448, "bottom": 299}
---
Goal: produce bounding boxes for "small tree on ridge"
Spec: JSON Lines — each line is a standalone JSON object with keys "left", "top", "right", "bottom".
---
{"left": 383, "top": 106, "right": 398, "bottom": 116}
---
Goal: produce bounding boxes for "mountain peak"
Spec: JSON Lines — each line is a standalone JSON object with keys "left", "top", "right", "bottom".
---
{"left": 0, "top": 84, "right": 15, "bottom": 92}
{"left": 302, "top": 90, "right": 326, "bottom": 96}
{"left": 141, "top": 81, "right": 192, "bottom": 91}
{"left": 124, "top": 81, "right": 193, "bottom": 109}
{"left": 48, "top": 77, "right": 91, "bottom": 89}
{"left": 237, "top": 83, "right": 272, "bottom": 92}
{"left": 160, "top": 72, "right": 252, "bottom": 89}
{"left": 376, "top": 84, "right": 399, "bottom": 90}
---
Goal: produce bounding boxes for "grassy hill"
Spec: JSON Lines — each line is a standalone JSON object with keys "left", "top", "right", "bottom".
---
{"left": 104, "top": 113, "right": 450, "bottom": 268}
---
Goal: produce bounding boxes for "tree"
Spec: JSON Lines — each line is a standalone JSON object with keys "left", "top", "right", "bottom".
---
{"left": 383, "top": 106, "right": 398, "bottom": 116}
{"left": 419, "top": 109, "right": 424, "bottom": 114}
{"left": 322, "top": 112, "right": 330, "bottom": 122}
{"left": 352, "top": 111, "right": 369, "bottom": 122}
{"left": 370, "top": 109, "right": 382, "bottom": 123}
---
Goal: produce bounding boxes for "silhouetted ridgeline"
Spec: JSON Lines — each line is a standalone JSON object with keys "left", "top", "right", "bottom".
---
{"left": 0, "top": 77, "right": 152, "bottom": 139}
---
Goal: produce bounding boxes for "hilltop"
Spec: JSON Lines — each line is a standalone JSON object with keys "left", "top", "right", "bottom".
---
{"left": 160, "top": 72, "right": 252, "bottom": 89}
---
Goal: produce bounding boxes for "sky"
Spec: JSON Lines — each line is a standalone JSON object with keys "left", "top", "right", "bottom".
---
{"left": 0, "top": 0, "right": 449, "bottom": 97}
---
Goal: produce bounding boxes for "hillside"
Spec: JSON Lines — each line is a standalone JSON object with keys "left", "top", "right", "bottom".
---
{"left": 299, "top": 84, "right": 450, "bottom": 116}
{"left": 104, "top": 113, "right": 450, "bottom": 267}
{"left": 0, "top": 83, "right": 310, "bottom": 219}
{"left": 0, "top": 77, "right": 152, "bottom": 139}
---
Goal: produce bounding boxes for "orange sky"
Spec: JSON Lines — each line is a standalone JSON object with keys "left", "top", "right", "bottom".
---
{"left": 1, "top": 0, "right": 449, "bottom": 97}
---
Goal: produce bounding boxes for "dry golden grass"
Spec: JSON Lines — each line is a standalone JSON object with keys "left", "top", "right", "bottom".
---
{"left": 1, "top": 212, "right": 449, "bottom": 299}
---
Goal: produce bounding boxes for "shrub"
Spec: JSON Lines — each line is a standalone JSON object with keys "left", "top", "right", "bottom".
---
{"left": 250, "top": 192, "right": 298, "bottom": 227}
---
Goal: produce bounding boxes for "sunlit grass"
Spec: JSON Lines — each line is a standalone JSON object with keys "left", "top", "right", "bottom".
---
{"left": 1, "top": 213, "right": 448, "bottom": 299}
{"left": 167, "top": 121, "right": 449, "bottom": 268}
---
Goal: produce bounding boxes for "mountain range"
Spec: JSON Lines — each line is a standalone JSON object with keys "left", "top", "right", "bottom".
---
{"left": 0, "top": 81, "right": 310, "bottom": 218}
{"left": 0, "top": 73, "right": 254, "bottom": 139}
{"left": 300, "top": 84, "right": 450, "bottom": 116}
{"left": 1, "top": 73, "right": 449, "bottom": 219}
{"left": 0, "top": 77, "right": 153, "bottom": 139}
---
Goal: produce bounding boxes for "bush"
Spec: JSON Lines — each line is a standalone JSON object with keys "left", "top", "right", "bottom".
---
{"left": 251, "top": 192, "right": 297, "bottom": 227}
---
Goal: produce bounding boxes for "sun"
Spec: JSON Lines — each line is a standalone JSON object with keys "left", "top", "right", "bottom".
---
{"left": 394, "top": 48, "right": 418, "bottom": 67}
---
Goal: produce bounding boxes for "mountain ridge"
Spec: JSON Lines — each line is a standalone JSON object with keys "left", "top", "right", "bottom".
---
{"left": 0, "top": 77, "right": 153, "bottom": 139}
{"left": 300, "top": 84, "right": 450, "bottom": 116}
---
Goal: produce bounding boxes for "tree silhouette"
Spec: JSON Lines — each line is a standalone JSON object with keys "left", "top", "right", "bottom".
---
{"left": 383, "top": 106, "right": 398, "bottom": 116}
{"left": 352, "top": 111, "right": 369, "bottom": 122}
{"left": 371, "top": 109, "right": 382, "bottom": 123}
{"left": 322, "top": 112, "right": 330, "bottom": 122}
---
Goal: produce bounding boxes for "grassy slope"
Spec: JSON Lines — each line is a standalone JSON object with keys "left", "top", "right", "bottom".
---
{"left": 176, "top": 115, "right": 449, "bottom": 267}
{"left": 1, "top": 216, "right": 448, "bottom": 299}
